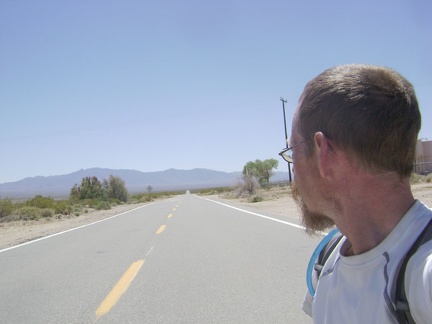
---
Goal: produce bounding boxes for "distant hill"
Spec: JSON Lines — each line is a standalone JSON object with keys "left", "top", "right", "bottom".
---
{"left": 0, "top": 168, "right": 290, "bottom": 199}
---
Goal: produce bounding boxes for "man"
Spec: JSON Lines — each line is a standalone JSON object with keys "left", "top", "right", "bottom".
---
{"left": 288, "top": 65, "right": 432, "bottom": 323}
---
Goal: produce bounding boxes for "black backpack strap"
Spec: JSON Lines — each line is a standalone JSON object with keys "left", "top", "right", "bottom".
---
{"left": 314, "top": 232, "right": 344, "bottom": 278}
{"left": 395, "top": 218, "right": 432, "bottom": 324}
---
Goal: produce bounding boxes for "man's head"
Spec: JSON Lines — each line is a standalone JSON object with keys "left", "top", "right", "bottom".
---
{"left": 291, "top": 64, "right": 421, "bottom": 234}
{"left": 297, "top": 64, "right": 421, "bottom": 177}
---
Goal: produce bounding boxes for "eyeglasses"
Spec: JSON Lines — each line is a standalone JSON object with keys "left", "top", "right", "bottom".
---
{"left": 278, "top": 140, "right": 307, "bottom": 163}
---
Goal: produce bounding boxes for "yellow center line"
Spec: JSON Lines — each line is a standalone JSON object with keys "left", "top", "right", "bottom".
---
{"left": 156, "top": 224, "right": 166, "bottom": 234}
{"left": 95, "top": 260, "right": 145, "bottom": 321}
{"left": 168, "top": 213, "right": 173, "bottom": 218}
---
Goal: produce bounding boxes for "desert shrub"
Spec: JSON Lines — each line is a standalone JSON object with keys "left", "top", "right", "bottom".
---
{"left": 410, "top": 173, "right": 422, "bottom": 184}
{"left": 73, "top": 206, "right": 82, "bottom": 213}
{"left": 251, "top": 196, "right": 264, "bottom": 203}
{"left": 94, "top": 201, "right": 111, "bottom": 210}
{"left": 197, "top": 187, "right": 232, "bottom": 195}
{"left": 128, "top": 192, "right": 154, "bottom": 203}
{"left": 12, "top": 207, "right": 42, "bottom": 220}
{"left": 139, "top": 196, "right": 153, "bottom": 203}
{"left": 79, "top": 199, "right": 100, "bottom": 209}
{"left": 0, "top": 214, "right": 21, "bottom": 223}
{"left": 410, "top": 173, "right": 419, "bottom": 184}
{"left": 26, "top": 195, "right": 56, "bottom": 209}
{"left": 40, "top": 208, "right": 54, "bottom": 218}
{"left": 0, "top": 199, "right": 14, "bottom": 218}
{"left": 411, "top": 173, "right": 432, "bottom": 184}
{"left": 54, "top": 202, "right": 73, "bottom": 215}
{"left": 235, "top": 174, "right": 260, "bottom": 197}
{"left": 109, "top": 198, "right": 121, "bottom": 206}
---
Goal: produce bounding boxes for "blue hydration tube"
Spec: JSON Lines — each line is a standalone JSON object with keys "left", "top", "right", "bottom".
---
{"left": 306, "top": 227, "right": 340, "bottom": 297}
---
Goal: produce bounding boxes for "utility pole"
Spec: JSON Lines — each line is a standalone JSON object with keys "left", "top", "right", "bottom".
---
{"left": 280, "top": 97, "right": 292, "bottom": 183}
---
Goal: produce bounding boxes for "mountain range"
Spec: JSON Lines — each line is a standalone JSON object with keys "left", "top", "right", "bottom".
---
{"left": 0, "top": 168, "right": 290, "bottom": 199}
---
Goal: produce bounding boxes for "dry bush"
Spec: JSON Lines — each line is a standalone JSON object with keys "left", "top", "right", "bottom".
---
{"left": 234, "top": 175, "right": 261, "bottom": 197}
{"left": 411, "top": 173, "right": 432, "bottom": 184}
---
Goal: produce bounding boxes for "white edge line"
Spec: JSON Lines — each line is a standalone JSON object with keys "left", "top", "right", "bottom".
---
{"left": 0, "top": 202, "right": 156, "bottom": 253}
{"left": 198, "top": 196, "right": 329, "bottom": 236}
{"left": 198, "top": 196, "right": 306, "bottom": 230}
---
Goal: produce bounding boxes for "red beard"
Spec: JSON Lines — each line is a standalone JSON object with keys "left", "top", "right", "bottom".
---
{"left": 291, "top": 182, "right": 335, "bottom": 235}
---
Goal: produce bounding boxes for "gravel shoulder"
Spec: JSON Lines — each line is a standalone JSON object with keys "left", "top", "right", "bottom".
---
{"left": 0, "top": 203, "right": 148, "bottom": 250}
{"left": 1, "top": 183, "right": 431, "bottom": 251}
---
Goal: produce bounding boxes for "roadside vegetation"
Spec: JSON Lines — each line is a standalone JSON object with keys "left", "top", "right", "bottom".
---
{"left": 192, "top": 158, "right": 284, "bottom": 203}
{"left": 1, "top": 175, "right": 153, "bottom": 223}
{"left": 1, "top": 170, "right": 430, "bottom": 223}
{"left": 199, "top": 162, "right": 432, "bottom": 205}
{"left": 0, "top": 172, "right": 207, "bottom": 223}
{"left": 236, "top": 158, "right": 280, "bottom": 202}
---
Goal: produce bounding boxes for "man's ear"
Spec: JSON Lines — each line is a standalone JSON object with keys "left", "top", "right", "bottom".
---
{"left": 314, "top": 132, "right": 333, "bottom": 178}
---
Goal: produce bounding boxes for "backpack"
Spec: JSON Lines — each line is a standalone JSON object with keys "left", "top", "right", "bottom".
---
{"left": 313, "top": 219, "right": 432, "bottom": 324}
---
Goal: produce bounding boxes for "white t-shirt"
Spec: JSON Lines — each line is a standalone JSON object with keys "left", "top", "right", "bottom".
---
{"left": 302, "top": 200, "right": 432, "bottom": 324}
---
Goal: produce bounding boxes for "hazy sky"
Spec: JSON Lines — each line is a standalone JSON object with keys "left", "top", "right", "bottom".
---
{"left": 1, "top": 0, "right": 431, "bottom": 183}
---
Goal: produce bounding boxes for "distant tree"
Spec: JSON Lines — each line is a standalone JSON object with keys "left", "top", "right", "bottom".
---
{"left": 147, "top": 185, "right": 153, "bottom": 194}
{"left": 70, "top": 184, "right": 80, "bottom": 201}
{"left": 242, "top": 159, "right": 279, "bottom": 184}
{"left": 104, "top": 175, "right": 128, "bottom": 202}
{"left": 70, "top": 176, "right": 106, "bottom": 201}
{"left": 70, "top": 175, "right": 129, "bottom": 203}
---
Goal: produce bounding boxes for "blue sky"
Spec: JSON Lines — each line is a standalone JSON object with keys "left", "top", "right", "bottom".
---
{"left": 1, "top": 0, "right": 431, "bottom": 184}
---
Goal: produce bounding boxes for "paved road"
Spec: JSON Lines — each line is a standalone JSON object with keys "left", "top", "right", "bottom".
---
{"left": 0, "top": 193, "right": 320, "bottom": 323}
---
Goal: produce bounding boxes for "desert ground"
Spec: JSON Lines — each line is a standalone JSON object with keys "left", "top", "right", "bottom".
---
{"left": 1, "top": 183, "right": 431, "bottom": 251}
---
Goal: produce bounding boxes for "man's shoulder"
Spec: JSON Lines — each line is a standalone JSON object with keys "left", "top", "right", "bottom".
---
{"left": 399, "top": 206, "right": 432, "bottom": 323}
{"left": 392, "top": 200, "right": 432, "bottom": 248}
{"left": 402, "top": 202, "right": 432, "bottom": 273}
{"left": 406, "top": 239, "right": 432, "bottom": 271}
{"left": 413, "top": 200, "right": 432, "bottom": 215}
{"left": 404, "top": 238, "right": 432, "bottom": 323}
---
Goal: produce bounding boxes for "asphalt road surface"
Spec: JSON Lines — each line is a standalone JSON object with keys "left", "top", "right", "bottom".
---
{"left": 0, "top": 193, "right": 321, "bottom": 323}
